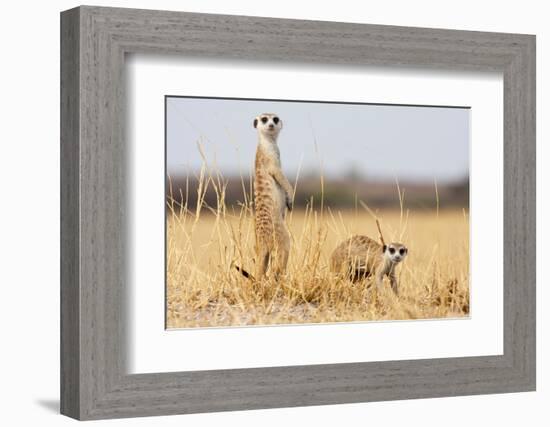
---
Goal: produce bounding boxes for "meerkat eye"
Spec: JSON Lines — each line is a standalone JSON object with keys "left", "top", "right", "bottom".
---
{"left": 261, "top": 117, "right": 268, "bottom": 124}
{"left": 399, "top": 248, "right": 406, "bottom": 255}
{"left": 273, "top": 117, "right": 280, "bottom": 124}
{"left": 388, "top": 247, "right": 395, "bottom": 255}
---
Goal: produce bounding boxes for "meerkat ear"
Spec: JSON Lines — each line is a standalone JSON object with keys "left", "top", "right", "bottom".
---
{"left": 253, "top": 118, "right": 258, "bottom": 128}
{"left": 382, "top": 245, "right": 387, "bottom": 253}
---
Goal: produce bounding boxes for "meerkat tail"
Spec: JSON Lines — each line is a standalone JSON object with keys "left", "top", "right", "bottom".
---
{"left": 235, "top": 265, "right": 255, "bottom": 281}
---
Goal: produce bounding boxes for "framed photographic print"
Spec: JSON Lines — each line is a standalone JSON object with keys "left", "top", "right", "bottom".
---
{"left": 164, "top": 95, "right": 471, "bottom": 330}
{"left": 60, "top": 5, "right": 536, "bottom": 420}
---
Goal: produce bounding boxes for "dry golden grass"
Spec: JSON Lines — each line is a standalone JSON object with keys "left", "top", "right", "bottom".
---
{"left": 166, "top": 172, "right": 469, "bottom": 328}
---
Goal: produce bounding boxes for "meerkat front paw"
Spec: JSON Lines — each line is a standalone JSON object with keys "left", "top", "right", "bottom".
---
{"left": 286, "top": 196, "right": 293, "bottom": 211}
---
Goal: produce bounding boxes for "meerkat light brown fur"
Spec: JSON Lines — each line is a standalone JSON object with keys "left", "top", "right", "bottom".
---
{"left": 252, "top": 113, "right": 293, "bottom": 280}
{"left": 330, "top": 235, "right": 408, "bottom": 295}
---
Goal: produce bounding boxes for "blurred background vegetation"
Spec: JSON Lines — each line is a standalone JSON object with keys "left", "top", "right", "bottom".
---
{"left": 167, "top": 172, "right": 468, "bottom": 212}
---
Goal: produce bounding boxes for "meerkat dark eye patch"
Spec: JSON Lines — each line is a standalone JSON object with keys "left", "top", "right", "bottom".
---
{"left": 273, "top": 117, "right": 279, "bottom": 124}
{"left": 389, "top": 247, "right": 396, "bottom": 254}
{"left": 399, "top": 248, "right": 406, "bottom": 255}
{"left": 261, "top": 117, "right": 268, "bottom": 124}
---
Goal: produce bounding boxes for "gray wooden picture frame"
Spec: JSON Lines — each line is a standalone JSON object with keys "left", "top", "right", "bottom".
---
{"left": 60, "top": 5, "right": 536, "bottom": 421}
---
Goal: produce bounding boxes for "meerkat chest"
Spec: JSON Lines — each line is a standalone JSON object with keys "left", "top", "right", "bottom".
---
{"left": 257, "top": 139, "right": 281, "bottom": 166}
{"left": 254, "top": 144, "right": 285, "bottom": 206}
{"left": 255, "top": 143, "right": 281, "bottom": 184}
{"left": 378, "top": 258, "right": 396, "bottom": 276}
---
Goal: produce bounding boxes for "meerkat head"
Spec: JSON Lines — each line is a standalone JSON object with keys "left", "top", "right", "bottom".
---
{"left": 382, "top": 242, "right": 408, "bottom": 264}
{"left": 253, "top": 113, "right": 283, "bottom": 138}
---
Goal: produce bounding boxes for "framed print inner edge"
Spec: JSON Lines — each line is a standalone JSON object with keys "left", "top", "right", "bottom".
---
{"left": 132, "top": 60, "right": 500, "bottom": 373}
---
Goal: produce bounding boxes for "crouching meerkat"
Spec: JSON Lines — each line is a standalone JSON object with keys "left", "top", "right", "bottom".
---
{"left": 237, "top": 113, "right": 293, "bottom": 281}
{"left": 330, "top": 235, "right": 408, "bottom": 295}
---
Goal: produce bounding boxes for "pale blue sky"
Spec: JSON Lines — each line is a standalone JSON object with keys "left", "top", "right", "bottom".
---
{"left": 166, "top": 97, "right": 469, "bottom": 183}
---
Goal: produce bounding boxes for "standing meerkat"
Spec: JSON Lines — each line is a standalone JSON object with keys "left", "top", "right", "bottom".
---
{"left": 248, "top": 112, "right": 293, "bottom": 280}
{"left": 330, "top": 235, "right": 408, "bottom": 295}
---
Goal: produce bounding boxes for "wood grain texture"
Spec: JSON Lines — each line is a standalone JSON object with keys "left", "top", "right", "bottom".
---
{"left": 60, "top": 5, "right": 536, "bottom": 420}
{"left": 60, "top": 7, "right": 80, "bottom": 419}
